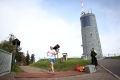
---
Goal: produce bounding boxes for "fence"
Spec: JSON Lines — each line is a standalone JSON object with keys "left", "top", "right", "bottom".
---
{"left": 0, "top": 49, "right": 12, "bottom": 76}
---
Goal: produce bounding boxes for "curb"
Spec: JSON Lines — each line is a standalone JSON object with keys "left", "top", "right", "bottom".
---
{"left": 99, "top": 64, "right": 120, "bottom": 80}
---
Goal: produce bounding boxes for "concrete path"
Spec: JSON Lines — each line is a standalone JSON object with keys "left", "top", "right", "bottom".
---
{"left": 17, "top": 66, "right": 86, "bottom": 78}
{"left": 0, "top": 65, "right": 119, "bottom": 80}
{"left": 19, "top": 66, "right": 45, "bottom": 73}
{"left": 98, "top": 59, "right": 120, "bottom": 78}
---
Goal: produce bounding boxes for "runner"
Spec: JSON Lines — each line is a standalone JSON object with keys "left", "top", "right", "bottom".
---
{"left": 46, "top": 46, "right": 56, "bottom": 75}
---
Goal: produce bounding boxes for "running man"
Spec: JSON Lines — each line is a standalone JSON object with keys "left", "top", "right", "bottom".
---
{"left": 46, "top": 46, "right": 56, "bottom": 74}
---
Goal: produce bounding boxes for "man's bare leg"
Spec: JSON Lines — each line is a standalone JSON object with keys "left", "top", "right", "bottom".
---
{"left": 51, "top": 62, "right": 55, "bottom": 74}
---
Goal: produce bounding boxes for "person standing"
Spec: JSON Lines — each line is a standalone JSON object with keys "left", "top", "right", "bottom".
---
{"left": 46, "top": 46, "right": 56, "bottom": 74}
{"left": 90, "top": 48, "right": 99, "bottom": 71}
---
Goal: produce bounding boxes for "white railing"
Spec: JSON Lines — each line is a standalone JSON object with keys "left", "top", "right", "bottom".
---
{"left": 0, "top": 49, "right": 12, "bottom": 76}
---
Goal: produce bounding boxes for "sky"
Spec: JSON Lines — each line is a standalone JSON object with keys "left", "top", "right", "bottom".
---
{"left": 0, "top": 0, "right": 120, "bottom": 61}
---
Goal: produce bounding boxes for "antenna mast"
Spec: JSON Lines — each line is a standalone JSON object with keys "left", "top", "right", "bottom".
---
{"left": 81, "top": 1, "right": 85, "bottom": 15}
{"left": 90, "top": 7, "right": 92, "bottom": 13}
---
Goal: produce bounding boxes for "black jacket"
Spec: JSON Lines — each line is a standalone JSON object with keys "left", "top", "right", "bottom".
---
{"left": 91, "top": 51, "right": 97, "bottom": 57}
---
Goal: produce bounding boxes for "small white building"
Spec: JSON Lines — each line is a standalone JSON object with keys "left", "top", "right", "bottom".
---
{"left": 62, "top": 53, "right": 68, "bottom": 60}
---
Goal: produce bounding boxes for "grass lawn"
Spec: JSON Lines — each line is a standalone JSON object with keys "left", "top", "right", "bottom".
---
{"left": 30, "top": 58, "right": 91, "bottom": 72}
{"left": 104, "top": 56, "right": 120, "bottom": 59}
{"left": 11, "top": 65, "right": 24, "bottom": 73}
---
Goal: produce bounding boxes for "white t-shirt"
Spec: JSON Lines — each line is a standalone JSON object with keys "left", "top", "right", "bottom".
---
{"left": 47, "top": 49, "right": 56, "bottom": 59}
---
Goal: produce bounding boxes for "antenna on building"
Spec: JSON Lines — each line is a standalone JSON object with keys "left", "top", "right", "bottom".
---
{"left": 90, "top": 7, "right": 92, "bottom": 13}
{"left": 81, "top": 1, "right": 85, "bottom": 15}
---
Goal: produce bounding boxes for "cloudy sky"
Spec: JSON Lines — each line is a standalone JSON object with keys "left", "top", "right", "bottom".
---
{"left": 0, "top": 0, "right": 120, "bottom": 61}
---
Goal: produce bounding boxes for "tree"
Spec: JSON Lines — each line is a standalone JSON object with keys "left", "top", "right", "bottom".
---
{"left": 21, "top": 52, "right": 26, "bottom": 65}
{"left": 0, "top": 33, "right": 26, "bottom": 66}
{"left": 0, "top": 34, "right": 15, "bottom": 53}
{"left": 15, "top": 52, "right": 26, "bottom": 65}
{"left": 26, "top": 51, "right": 30, "bottom": 65}
{"left": 30, "top": 54, "right": 35, "bottom": 63}
{"left": 15, "top": 52, "right": 23, "bottom": 65}
{"left": 0, "top": 40, "right": 14, "bottom": 52}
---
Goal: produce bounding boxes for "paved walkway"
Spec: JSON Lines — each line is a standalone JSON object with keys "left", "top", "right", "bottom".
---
{"left": 19, "top": 66, "right": 45, "bottom": 73}
{"left": 0, "top": 65, "right": 118, "bottom": 80}
{"left": 16, "top": 66, "right": 86, "bottom": 78}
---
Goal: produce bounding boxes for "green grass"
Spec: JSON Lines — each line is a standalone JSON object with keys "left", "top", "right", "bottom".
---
{"left": 30, "top": 58, "right": 91, "bottom": 72}
{"left": 104, "top": 56, "right": 120, "bottom": 59}
{"left": 11, "top": 65, "right": 24, "bottom": 73}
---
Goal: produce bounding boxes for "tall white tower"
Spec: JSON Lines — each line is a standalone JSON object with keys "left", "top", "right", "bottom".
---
{"left": 80, "top": 2, "right": 103, "bottom": 59}
{"left": 80, "top": 13, "right": 103, "bottom": 59}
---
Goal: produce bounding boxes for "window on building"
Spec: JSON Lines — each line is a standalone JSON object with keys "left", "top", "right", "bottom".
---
{"left": 81, "top": 16, "right": 92, "bottom": 28}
